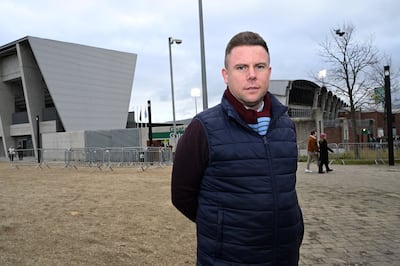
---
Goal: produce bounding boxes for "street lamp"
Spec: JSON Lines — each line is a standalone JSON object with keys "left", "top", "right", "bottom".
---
{"left": 318, "top": 69, "right": 327, "bottom": 87}
{"left": 168, "top": 37, "right": 182, "bottom": 146}
{"left": 190, "top": 88, "right": 201, "bottom": 114}
{"left": 384, "top": 65, "right": 394, "bottom": 166}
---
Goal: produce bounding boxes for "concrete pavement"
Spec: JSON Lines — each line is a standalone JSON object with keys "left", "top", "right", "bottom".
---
{"left": 296, "top": 162, "right": 400, "bottom": 265}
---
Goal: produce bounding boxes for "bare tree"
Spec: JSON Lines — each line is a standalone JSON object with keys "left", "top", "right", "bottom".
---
{"left": 319, "top": 24, "right": 379, "bottom": 144}
{"left": 369, "top": 56, "right": 400, "bottom": 110}
{"left": 367, "top": 56, "right": 400, "bottom": 151}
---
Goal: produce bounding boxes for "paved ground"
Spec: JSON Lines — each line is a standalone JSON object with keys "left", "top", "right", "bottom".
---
{"left": 1, "top": 160, "right": 399, "bottom": 265}
{"left": 296, "top": 162, "right": 400, "bottom": 266}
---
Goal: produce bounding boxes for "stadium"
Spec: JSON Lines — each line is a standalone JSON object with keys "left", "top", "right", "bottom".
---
{"left": 0, "top": 36, "right": 348, "bottom": 164}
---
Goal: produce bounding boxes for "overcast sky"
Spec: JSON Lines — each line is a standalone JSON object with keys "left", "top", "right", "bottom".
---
{"left": 1, "top": 0, "right": 399, "bottom": 122}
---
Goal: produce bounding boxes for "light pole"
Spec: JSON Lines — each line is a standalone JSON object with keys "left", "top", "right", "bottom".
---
{"left": 384, "top": 65, "right": 394, "bottom": 166}
{"left": 168, "top": 37, "right": 182, "bottom": 146}
{"left": 317, "top": 69, "right": 327, "bottom": 134}
{"left": 198, "top": 0, "right": 208, "bottom": 110}
{"left": 191, "top": 88, "right": 201, "bottom": 115}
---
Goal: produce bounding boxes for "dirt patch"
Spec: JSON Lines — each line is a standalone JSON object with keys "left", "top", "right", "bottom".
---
{"left": 0, "top": 163, "right": 196, "bottom": 265}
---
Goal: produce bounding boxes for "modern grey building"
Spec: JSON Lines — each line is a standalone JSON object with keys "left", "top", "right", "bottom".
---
{"left": 0, "top": 36, "right": 137, "bottom": 158}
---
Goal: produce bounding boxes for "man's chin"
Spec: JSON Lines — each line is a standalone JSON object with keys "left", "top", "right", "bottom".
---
{"left": 243, "top": 99, "right": 263, "bottom": 110}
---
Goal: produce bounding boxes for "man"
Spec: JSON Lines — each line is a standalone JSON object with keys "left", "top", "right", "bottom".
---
{"left": 305, "top": 130, "right": 319, "bottom": 173}
{"left": 171, "top": 31, "right": 304, "bottom": 265}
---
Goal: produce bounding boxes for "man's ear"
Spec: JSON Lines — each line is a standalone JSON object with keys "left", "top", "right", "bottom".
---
{"left": 221, "top": 68, "right": 228, "bottom": 84}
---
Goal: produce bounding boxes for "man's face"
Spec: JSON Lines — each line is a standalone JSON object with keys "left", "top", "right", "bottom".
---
{"left": 222, "top": 45, "right": 271, "bottom": 110}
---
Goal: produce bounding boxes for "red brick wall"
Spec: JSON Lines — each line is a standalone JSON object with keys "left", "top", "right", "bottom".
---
{"left": 325, "top": 111, "right": 400, "bottom": 143}
{"left": 323, "top": 127, "right": 342, "bottom": 144}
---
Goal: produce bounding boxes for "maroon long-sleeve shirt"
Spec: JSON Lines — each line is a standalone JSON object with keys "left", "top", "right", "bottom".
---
{"left": 171, "top": 119, "right": 208, "bottom": 222}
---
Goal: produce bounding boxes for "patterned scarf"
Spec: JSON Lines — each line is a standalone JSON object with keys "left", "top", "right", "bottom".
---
{"left": 224, "top": 88, "right": 271, "bottom": 135}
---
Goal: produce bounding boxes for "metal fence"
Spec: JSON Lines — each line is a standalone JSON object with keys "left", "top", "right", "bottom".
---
{"left": 8, "top": 147, "right": 173, "bottom": 170}
{"left": 6, "top": 142, "right": 400, "bottom": 169}
{"left": 328, "top": 142, "right": 400, "bottom": 164}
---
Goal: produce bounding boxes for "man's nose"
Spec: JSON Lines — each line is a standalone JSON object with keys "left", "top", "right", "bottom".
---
{"left": 247, "top": 67, "right": 257, "bottom": 79}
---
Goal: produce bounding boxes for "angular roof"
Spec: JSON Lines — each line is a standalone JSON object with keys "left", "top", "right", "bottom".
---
{"left": 27, "top": 36, "right": 137, "bottom": 131}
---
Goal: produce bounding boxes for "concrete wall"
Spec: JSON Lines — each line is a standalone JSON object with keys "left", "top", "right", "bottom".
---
{"left": 1, "top": 54, "right": 20, "bottom": 81}
{"left": 17, "top": 41, "right": 44, "bottom": 156}
{"left": 42, "top": 131, "right": 85, "bottom": 150}
{"left": 42, "top": 128, "right": 142, "bottom": 150}
{"left": 85, "top": 128, "right": 141, "bottom": 148}
{"left": 0, "top": 58, "right": 17, "bottom": 156}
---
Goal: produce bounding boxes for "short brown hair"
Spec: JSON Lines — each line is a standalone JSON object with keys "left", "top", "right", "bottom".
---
{"left": 224, "top": 31, "right": 270, "bottom": 67}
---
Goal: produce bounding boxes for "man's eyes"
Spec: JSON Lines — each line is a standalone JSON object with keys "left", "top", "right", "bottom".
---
{"left": 235, "top": 64, "right": 266, "bottom": 71}
{"left": 236, "top": 65, "right": 247, "bottom": 71}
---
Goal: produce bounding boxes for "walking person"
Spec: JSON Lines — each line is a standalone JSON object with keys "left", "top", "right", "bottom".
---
{"left": 305, "top": 130, "right": 319, "bottom": 173}
{"left": 318, "top": 132, "right": 334, "bottom": 173}
{"left": 171, "top": 31, "right": 304, "bottom": 265}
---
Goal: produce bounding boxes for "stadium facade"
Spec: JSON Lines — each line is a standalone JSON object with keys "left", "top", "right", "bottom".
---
{"left": 0, "top": 36, "right": 137, "bottom": 159}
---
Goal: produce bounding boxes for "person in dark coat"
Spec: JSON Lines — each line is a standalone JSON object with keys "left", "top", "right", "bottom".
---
{"left": 171, "top": 31, "right": 304, "bottom": 265}
{"left": 17, "top": 144, "right": 23, "bottom": 160}
{"left": 318, "top": 132, "right": 334, "bottom": 173}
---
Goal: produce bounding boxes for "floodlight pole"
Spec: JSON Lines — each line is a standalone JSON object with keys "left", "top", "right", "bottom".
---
{"left": 198, "top": 0, "right": 208, "bottom": 110}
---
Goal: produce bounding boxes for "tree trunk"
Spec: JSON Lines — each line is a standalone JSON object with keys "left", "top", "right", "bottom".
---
{"left": 350, "top": 107, "right": 360, "bottom": 159}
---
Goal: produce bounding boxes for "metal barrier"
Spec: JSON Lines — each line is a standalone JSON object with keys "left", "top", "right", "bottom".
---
{"left": 42, "top": 148, "right": 71, "bottom": 167}
{"left": 8, "top": 147, "right": 173, "bottom": 169}
{"left": 65, "top": 148, "right": 104, "bottom": 169}
{"left": 335, "top": 143, "right": 385, "bottom": 164}
{"left": 8, "top": 149, "right": 40, "bottom": 168}
{"left": 327, "top": 142, "right": 400, "bottom": 164}
{"left": 101, "top": 147, "right": 173, "bottom": 170}
{"left": 300, "top": 142, "right": 400, "bottom": 165}
{"left": 7, "top": 143, "right": 398, "bottom": 168}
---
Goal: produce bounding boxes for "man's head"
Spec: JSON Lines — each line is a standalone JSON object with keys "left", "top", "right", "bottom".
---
{"left": 222, "top": 31, "right": 272, "bottom": 110}
{"left": 224, "top": 31, "right": 270, "bottom": 68}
